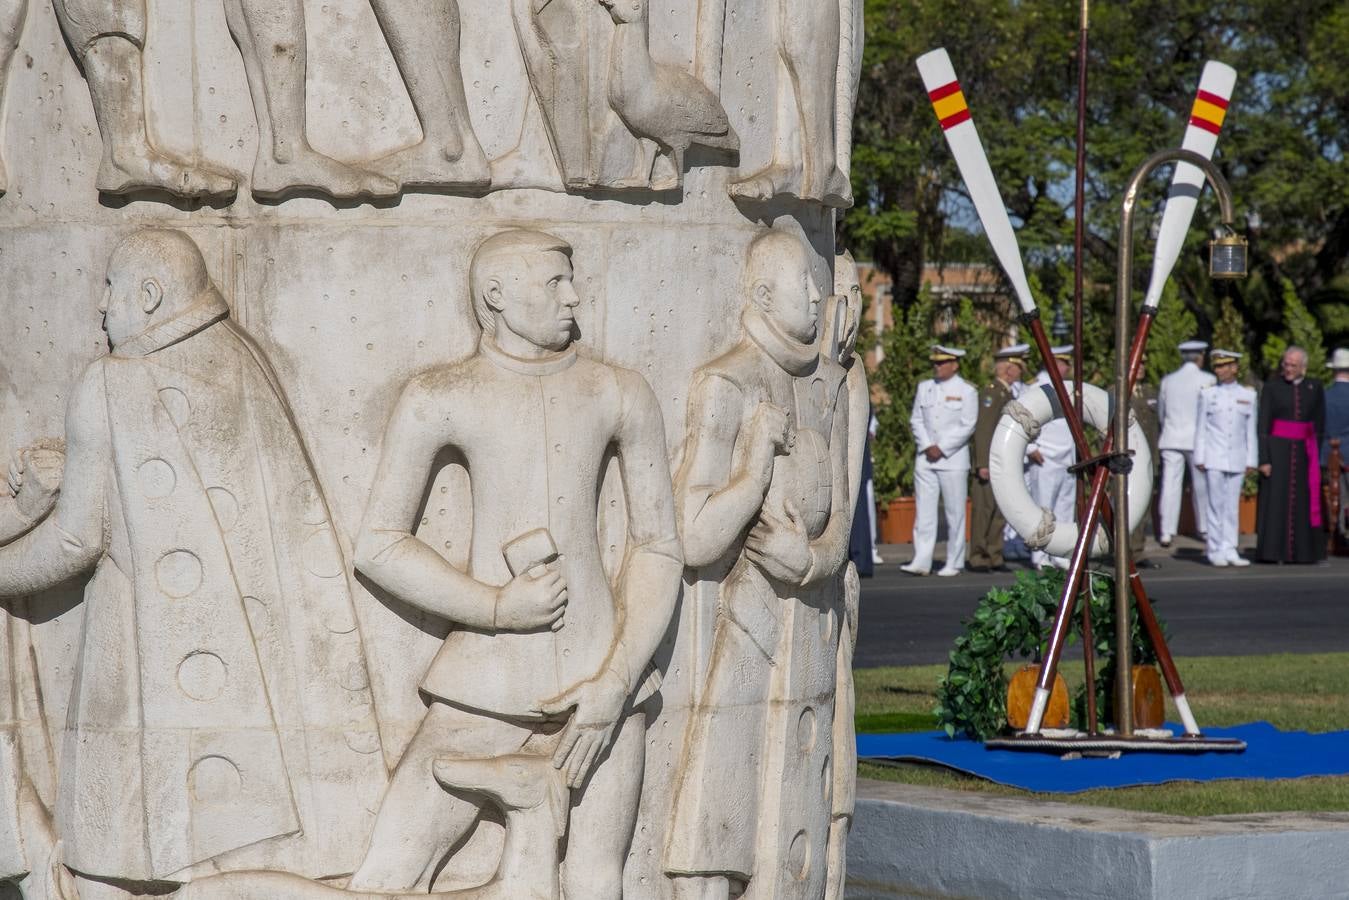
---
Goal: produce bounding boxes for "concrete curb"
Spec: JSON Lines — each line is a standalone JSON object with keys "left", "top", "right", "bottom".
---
{"left": 846, "top": 778, "right": 1349, "bottom": 899}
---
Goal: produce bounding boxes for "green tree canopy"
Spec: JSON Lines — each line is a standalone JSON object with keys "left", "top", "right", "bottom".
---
{"left": 846, "top": 0, "right": 1349, "bottom": 379}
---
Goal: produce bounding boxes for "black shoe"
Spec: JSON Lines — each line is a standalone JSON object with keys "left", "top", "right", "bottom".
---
{"left": 967, "top": 565, "right": 990, "bottom": 573}
{"left": 1135, "top": 559, "right": 1161, "bottom": 570}
{"left": 991, "top": 564, "right": 1013, "bottom": 573}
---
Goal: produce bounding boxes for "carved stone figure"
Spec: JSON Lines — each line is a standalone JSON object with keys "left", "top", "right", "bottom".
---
{"left": 507, "top": 0, "right": 596, "bottom": 190}
{"left": 343, "top": 230, "right": 683, "bottom": 899}
{"left": 822, "top": 250, "right": 867, "bottom": 900}
{"left": 834, "top": 0, "right": 865, "bottom": 200}
{"left": 0, "top": 230, "right": 387, "bottom": 898}
{"left": 52, "top": 0, "right": 238, "bottom": 197}
{"left": 0, "top": 0, "right": 25, "bottom": 194}
{"left": 727, "top": 0, "right": 853, "bottom": 207}
{"left": 223, "top": 0, "right": 488, "bottom": 199}
{"left": 0, "top": 443, "right": 71, "bottom": 900}
{"left": 665, "top": 229, "right": 851, "bottom": 900}
{"left": 601, "top": 0, "right": 739, "bottom": 191}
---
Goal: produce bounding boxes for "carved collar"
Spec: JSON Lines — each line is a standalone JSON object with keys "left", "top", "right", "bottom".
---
{"left": 112, "top": 289, "right": 231, "bottom": 359}
{"left": 479, "top": 334, "right": 578, "bottom": 376}
{"left": 744, "top": 307, "right": 818, "bottom": 377}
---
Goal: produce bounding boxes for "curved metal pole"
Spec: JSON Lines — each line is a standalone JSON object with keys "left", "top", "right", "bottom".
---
{"left": 1026, "top": 148, "right": 1236, "bottom": 736}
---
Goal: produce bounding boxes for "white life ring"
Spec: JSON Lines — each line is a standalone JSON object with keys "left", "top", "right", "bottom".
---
{"left": 988, "top": 382, "right": 1153, "bottom": 559}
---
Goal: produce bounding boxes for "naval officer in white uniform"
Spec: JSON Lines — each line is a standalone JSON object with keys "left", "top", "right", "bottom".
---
{"left": 902, "top": 345, "right": 978, "bottom": 576}
{"left": 1026, "top": 345, "right": 1077, "bottom": 569}
{"left": 1157, "top": 339, "right": 1216, "bottom": 545}
{"left": 1193, "top": 349, "right": 1257, "bottom": 567}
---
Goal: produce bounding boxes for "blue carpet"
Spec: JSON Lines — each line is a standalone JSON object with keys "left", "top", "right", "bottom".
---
{"left": 857, "top": 722, "right": 1349, "bottom": 793}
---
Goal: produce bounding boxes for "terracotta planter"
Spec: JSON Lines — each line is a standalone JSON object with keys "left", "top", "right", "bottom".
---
{"left": 1238, "top": 495, "right": 1257, "bottom": 535}
{"left": 878, "top": 497, "right": 915, "bottom": 544}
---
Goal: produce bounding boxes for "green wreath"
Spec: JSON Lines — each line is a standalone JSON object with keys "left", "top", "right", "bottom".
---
{"left": 934, "top": 568, "right": 1162, "bottom": 740}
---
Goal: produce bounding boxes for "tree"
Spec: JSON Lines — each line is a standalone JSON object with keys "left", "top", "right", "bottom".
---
{"left": 1260, "top": 278, "right": 1327, "bottom": 374}
{"left": 872, "top": 288, "right": 936, "bottom": 499}
{"left": 846, "top": 0, "right": 1349, "bottom": 384}
{"left": 1143, "top": 284, "right": 1200, "bottom": 385}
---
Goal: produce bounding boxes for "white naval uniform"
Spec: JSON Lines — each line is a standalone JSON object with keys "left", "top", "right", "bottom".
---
{"left": 909, "top": 375, "right": 978, "bottom": 571}
{"left": 1026, "top": 372, "right": 1077, "bottom": 568}
{"left": 1193, "top": 381, "right": 1258, "bottom": 564}
{"left": 1003, "top": 379, "right": 1029, "bottom": 544}
{"left": 1158, "top": 361, "right": 1216, "bottom": 538}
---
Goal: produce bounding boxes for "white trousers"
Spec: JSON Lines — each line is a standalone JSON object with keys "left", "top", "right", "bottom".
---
{"left": 1203, "top": 469, "right": 1244, "bottom": 562}
{"left": 1030, "top": 463, "right": 1075, "bottom": 568}
{"left": 912, "top": 460, "right": 968, "bottom": 571}
{"left": 1159, "top": 448, "right": 1208, "bottom": 537}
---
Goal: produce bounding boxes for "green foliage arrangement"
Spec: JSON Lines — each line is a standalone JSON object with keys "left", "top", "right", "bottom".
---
{"left": 934, "top": 568, "right": 1161, "bottom": 740}
{"left": 1143, "top": 283, "right": 1199, "bottom": 386}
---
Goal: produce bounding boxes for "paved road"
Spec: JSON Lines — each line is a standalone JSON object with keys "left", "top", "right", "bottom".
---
{"left": 856, "top": 539, "right": 1349, "bottom": 668}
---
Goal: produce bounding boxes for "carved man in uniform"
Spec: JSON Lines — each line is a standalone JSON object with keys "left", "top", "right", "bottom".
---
{"left": 665, "top": 228, "right": 850, "bottom": 900}
{"left": 223, "top": 0, "right": 489, "bottom": 197}
{"left": 347, "top": 229, "right": 682, "bottom": 899}
{"left": 0, "top": 230, "right": 387, "bottom": 899}
{"left": 53, "top": 0, "right": 237, "bottom": 197}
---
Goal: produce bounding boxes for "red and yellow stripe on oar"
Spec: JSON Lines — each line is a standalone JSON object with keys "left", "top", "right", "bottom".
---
{"left": 928, "top": 80, "right": 971, "bottom": 130}
{"left": 1189, "top": 89, "right": 1229, "bottom": 135}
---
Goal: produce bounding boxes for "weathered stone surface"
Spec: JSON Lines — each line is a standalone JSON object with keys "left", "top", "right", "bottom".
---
{"left": 847, "top": 779, "right": 1349, "bottom": 900}
{"left": 0, "top": 2, "right": 862, "bottom": 898}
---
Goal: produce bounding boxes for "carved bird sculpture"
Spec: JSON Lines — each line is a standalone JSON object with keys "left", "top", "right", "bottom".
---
{"left": 600, "top": 0, "right": 740, "bottom": 190}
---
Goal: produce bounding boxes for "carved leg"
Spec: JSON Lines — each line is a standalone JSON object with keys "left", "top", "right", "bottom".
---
{"left": 346, "top": 704, "right": 484, "bottom": 892}
{"left": 222, "top": 0, "right": 395, "bottom": 199}
{"left": 729, "top": 0, "right": 841, "bottom": 205}
{"left": 560, "top": 710, "right": 643, "bottom": 900}
{"left": 53, "top": 0, "right": 235, "bottom": 198}
{"left": 508, "top": 0, "right": 591, "bottom": 189}
{"left": 0, "top": 0, "right": 26, "bottom": 194}
{"left": 367, "top": 0, "right": 490, "bottom": 189}
{"left": 830, "top": 0, "right": 862, "bottom": 205}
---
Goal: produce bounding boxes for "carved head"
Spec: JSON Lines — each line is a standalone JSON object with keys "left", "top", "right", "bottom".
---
{"left": 599, "top": 0, "right": 646, "bottom": 25}
{"left": 470, "top": 230, "right": 580, "bottom": 353}
{"left": 101, "top": 229, "right": 215, "bottom": 349}
{"left": 745, "top": 230, "right": 820, "bottom": 345}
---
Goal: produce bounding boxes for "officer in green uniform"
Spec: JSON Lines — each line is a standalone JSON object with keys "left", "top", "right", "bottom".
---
{"left": 969, "top": 344, "right": 1028, "bottom": 571}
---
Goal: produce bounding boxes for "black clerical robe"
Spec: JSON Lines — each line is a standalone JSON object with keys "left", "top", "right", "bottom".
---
{"left": 1256, "top": 376, "right": 1326, "bottom": 563}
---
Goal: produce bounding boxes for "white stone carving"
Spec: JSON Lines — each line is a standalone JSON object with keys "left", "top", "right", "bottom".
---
{"left": 0, "top": 3, "right": 859, "bottom": 895}
{"left": 727, "top": 0, "right": 854, "bottom": 207}
{"left": 53, "top": 0, "right": 238, "bottom": 197}
{"left": 0, "top": 0, "right": 27, "bottom": 194}
{"left": 664, "top": 229, "right": 852, "bottom": 899}
{"left": 0, "top": 231, "right": 387, "bottom": 897}
{"left": 602, "top": 0, "right": 739, "bottom": 191}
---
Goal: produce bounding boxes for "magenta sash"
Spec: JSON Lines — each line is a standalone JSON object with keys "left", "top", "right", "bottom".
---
{"left": 1271, "top": 418, "right": 1323, "bottom": 527}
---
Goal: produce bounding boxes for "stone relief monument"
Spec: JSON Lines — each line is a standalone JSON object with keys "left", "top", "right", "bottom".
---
{"left": 0, "top": 2, "right": 862, "bottom": 898}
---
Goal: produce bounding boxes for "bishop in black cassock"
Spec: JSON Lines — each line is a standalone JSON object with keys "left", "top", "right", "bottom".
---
{"left": 1257, "top": 367, "right": 1327, "bottom": 563}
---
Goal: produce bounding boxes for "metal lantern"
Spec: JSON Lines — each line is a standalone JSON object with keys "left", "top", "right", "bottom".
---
{"left": 1209, "top": 230, "right": 1248, "bottom": 280}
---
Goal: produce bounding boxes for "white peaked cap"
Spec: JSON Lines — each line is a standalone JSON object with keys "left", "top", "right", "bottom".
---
{"left": 1178, "top": 340, "right": 1209, "bottom": 352}
{"left": 1050, "top": 344, "right": 1074, "bottom": 358}
{"left": 930, "top": 344, "right": 966, "bottom": 361}
{"left": 995, "top": 343, "right": 1030, "bottom": 359}
{"left": 1327, "top": 348, "right": 1349, "bottom": 370}
{"left": 1210, "top": 349, "right": 1243, "bottom": 364}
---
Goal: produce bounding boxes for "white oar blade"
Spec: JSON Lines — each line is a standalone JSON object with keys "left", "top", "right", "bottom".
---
{"left": 1142, "top": 61, "right": 1238, "bottom": 310}
{"left": 917, "top": 48, "right": 1037, "bottom": 315}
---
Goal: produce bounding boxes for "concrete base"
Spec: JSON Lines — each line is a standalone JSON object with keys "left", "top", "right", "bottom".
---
{"left": 846, "top": 778, "right": 1349, "bottom": 899}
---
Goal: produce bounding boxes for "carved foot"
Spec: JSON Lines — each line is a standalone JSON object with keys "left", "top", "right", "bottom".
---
{"left": 821, "top": 166, "right": 854, "bottom": 208}
{"left": 728, "top": 162, "right": 803, "bottom": 203}
{"left": 250, "top": 149, "right": 398, "bottom": 201}
{"left": 373, "top": 139, "right": 491, "bottom": 190}
{"left": 98, "top": 147, "right": 238, "bottom": 199}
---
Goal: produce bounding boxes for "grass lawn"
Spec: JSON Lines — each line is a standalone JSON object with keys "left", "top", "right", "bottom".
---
{"left": 855, "top": 653, "right": 1349, "bottom": 816}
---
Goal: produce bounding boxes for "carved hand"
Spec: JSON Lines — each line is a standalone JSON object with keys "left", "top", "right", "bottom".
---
{"left": 745, "top": 501, "right": 812, "bottom": 584}
{"left": 12, "top": 447, "right": 64, "bottom": 522}
{"left": 535, "top": 669, "right": 628, "bottom": 789}
{"left": 746, "top": 402, "right": 793, "bottom": 487}
{"left": 493, "top": 561, "right": 568, "bottom": 632}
